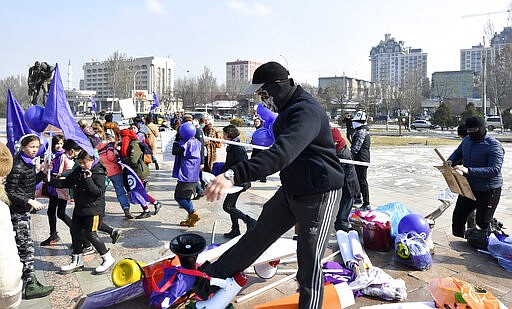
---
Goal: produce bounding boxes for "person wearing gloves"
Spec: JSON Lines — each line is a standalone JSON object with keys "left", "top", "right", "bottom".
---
{"left": 5, "top": 134, "right": 54, "bottom": 299}
{"left": 350, "top": 110, "right": 371, "bottom": 210}
{"left": 446, "top": 116, "right": 505, "bottom": 238}
{"left": 199, "top": 62, "right": 344, "bottom": 309}
{"left": 0, "top": 142, "right": 24, "bottom": 308}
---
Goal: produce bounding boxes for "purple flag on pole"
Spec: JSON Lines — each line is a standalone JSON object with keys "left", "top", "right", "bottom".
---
{"left": 118, "top": 162, "right": 151, "bottom": 206}
{"left": 150, "top": 91, "right": 160, "bottom": 115}
{"left": 6, "top": 89, "right": 35, "bottom": 155}
{"left": 42, "top": 64, "right": 94, "bottom": 156}
{"left": 88, "top": 96, "right": 97, "bottom": 113}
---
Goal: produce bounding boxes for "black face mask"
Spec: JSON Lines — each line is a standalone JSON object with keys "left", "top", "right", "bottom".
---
{"left": 259, "top": 80, "right": 296, "bottom": 112}
{"left": 468, "top": 128, "right": 486, "bottom": 140}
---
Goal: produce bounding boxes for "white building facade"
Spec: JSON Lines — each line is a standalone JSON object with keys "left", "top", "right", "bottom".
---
{"left": 369, "top": 34, "right": 428, "bottom": 87}
{"left": 81, "top": 56, "right": 176, "bottom": 111}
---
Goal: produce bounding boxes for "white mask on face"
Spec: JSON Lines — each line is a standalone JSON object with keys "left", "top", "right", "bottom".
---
{"left": 258, "top": 90, "right": 279, "bottom": 112}
{"left": 352, "top": 121, "right": 363, "bottom": 129}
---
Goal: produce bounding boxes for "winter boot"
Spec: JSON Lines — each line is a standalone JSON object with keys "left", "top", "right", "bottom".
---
{"left": 40, "top": 233, "right": 61, "bottom": 246}
{"left": 180, "top": 211, "right": 201, "bottom": 227}
{"left": 123, "top": 208, "right": 135, "bottom": 219}
{"left": 110, "top": 228, "right": 122, "bottom": 244}
{"left": 95, "top": 250, "right": 115, "bottom": 274}
{"left": 23, "top": 275, "right": 54, "bottom": 299}
{"left": 60, "top": 254, "right": 84, "bottom": 274}
{"left": 223, "top": 227, "right": 241, "bottom": 239}
{"left": 153, "top": 201, "right": 162, "bottom": 215}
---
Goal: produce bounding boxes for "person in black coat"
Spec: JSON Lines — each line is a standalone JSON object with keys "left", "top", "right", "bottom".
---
{"left": 48, "top": 151, "right": 115, "bottom": 275}
{"left": 5, "top": 134, "right": 54, "bottom": 299}
{"left": 331, "top": 128, "right": 360, "bottom": 231}
{"left": 220, "top": 125, "right": 256, "bottom": 238}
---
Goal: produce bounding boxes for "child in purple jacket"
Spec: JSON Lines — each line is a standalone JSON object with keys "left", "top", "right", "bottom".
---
{"left": 172, "top": 123, "right": 202, "bottom": 227}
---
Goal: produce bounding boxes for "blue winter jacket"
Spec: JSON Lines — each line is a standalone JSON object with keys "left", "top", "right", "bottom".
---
{"left": 447, "top": 134, "right": 504, "bottom": 192}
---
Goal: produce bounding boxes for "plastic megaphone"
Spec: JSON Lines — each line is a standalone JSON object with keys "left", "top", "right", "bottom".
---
{"left": 169, "top": 233, "right": 206, "bottom": 269}
{"left": 111, "top": 258, "right": 147, "bottom": 287}
{"left": 253, "top": 260, "right": 280, "bottom": 279}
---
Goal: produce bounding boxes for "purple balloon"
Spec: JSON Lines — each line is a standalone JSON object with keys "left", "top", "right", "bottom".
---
{"left": 256, "top": 103, "right": 278, "bottom": 128}
{"left": 24, "top": 105, "right": 48, "bottom": 132}
{"left": 398, "top": 213, "right": 430, "bottom": 238}
{"left": 179, "top": 123, "right": 196, "bottom": 140}
{"left": 252, "top": 127, "right": 274, "bottom": 147}
{"left": 36, "top": 135, "right": 49, "bottom": 157}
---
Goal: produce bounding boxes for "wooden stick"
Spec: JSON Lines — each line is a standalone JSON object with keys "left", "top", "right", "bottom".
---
{"left": 236, "top": 250, "right": 340, "bottom": 303}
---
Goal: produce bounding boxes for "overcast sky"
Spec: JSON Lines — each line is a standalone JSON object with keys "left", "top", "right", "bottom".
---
{"left": 1, "top": 0, "right": 511, "bottom": 88}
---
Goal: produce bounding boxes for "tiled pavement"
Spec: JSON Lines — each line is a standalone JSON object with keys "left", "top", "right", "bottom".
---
{"left": 19, "top": 143, "right": 512, "bottom": 308}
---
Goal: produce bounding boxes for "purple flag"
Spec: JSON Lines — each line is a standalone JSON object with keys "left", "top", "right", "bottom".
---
{"left": 150, "top": 91, "right": 160, "bottom": 115}
{"left": 88, "top": 96, "right": 97, "bottom": 113}
{"left": 42, "top": 64, "right": 94, "bottom": 155}
{"left": 6, "top": 89, "right": 35, "bottom": 155}
{"left": 118, "top": 162, "right": 151, "bottom": 206}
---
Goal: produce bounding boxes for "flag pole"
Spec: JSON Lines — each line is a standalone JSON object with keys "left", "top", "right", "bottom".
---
{"left": 203, "top": 136, "right": 372, "bottom": 167}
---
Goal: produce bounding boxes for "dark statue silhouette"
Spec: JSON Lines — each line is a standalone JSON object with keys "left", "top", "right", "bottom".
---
{"left": 28, "top": 61, "right": 54, "bottom": 105}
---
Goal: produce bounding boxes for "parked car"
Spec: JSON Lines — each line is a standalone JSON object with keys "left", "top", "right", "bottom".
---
{"left": 410, "top": 120, "right": 435, "bottom": 130}
{"left": 486, "top": 116, "right": 502, "bottom": 131}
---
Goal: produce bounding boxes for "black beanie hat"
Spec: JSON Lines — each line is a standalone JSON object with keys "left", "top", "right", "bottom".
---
{"left": 465, "top": 116, "right": 484, "bottom": 129}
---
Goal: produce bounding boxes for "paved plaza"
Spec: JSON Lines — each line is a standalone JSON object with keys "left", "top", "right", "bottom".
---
{"left": 14, "top": 139, "right": 512, "bottom": 308}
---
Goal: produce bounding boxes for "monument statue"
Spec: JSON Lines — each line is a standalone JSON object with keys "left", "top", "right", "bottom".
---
{"left": 28, "top": 61, "right": 55, "bottom": 105}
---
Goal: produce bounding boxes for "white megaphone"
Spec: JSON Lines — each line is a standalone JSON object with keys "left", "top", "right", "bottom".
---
{"left": 194, "top": 272, "right": 247, "bottom": 309}
{"left": 253, "top": 260, "right": 280, "bottom": 279}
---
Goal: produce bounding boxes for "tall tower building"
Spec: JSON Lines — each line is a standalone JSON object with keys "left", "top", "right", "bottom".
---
{"left": 225, "top": 60, "right": 261, "bottom": 96}
{"left": 67, "top": 60, "right": 73, "bottom": 90}
{"left": 369, "top": 34, "right": 428, "bottom": 87}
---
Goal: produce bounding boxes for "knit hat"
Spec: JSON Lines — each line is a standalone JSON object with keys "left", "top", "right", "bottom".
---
{"left": 0, "top": 143, "right": 13, "bottom": 176}
{"left": 243, "top": 62, "right": 289, "bottom": 95}
{"left": 465, "top": 116, "right": 484, "bottom": 129}
{"left": 330, "top": 128, "right": 346, "bottom": 152}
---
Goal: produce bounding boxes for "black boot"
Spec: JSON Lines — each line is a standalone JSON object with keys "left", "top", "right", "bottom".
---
{"left": 123, "top": 208, "right": 135, "bottom": 219}
{"left": 223, "top": 227, "right": 241, "bottom": 239}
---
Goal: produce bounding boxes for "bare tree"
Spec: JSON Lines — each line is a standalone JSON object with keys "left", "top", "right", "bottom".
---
{"left": 0, "top": 75, "right": 30, "bottom": 116}
{"left": 318, "top": 77, "right": 349, "bottom": 118}
{"left": 486, "top": 44, "right": 512, "bottom": 131}
{"left": 175, "top": 76, "right": 201, "bottom": 111}
{"left": 397, "top": 68, "right": 428, "bottom": 130}
{"left": 197, "top": 66, "right": 218, "bottom": 104}
{"left": 105, "top": 51, "right": 131, "bottom": 99}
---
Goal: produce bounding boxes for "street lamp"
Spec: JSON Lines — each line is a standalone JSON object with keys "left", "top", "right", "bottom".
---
{"left": 279, "top": 54, "right": 289, "bottom": 70}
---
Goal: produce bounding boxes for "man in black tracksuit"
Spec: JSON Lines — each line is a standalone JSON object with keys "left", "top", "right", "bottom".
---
{"left": 202, "top": 62, "right": 344, "bottom": 308}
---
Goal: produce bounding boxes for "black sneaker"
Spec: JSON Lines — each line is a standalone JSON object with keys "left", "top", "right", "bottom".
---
{"left": 359, "top": 204, "right": 371, "bottom": 211}
{"left": 82, "top": 246, "right": 95, "bottom": 256}
{"left": 110, "top": 229, "right": 122, "bottom": 244}
{"left": 223, "top": 229, "right": 241, "bottom": 239}
{"left": 136, "top": 211, "right": 151, "bottom": 219}
{"left": 41, "top": 234, "right": 60, "bottom": 246}
{"left": 153, "top": 202, "right": 162, "bottom": 215}
{"left": 154, "top": 162, "right": 160, "bottom": 170}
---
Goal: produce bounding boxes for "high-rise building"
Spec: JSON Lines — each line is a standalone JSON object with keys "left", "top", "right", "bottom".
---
{"left": 369, "top": 33, "right": 428, "bottom": 87}
{"left": 459, "top": 44, "right": 492, "bottom": 73}
{"left": 225, "top": 60, "right": 261, "bottom": 96}
{"left": 81, "top": 56, "right": 175, "bottom": 110}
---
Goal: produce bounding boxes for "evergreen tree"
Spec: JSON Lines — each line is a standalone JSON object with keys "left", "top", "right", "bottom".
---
{"left": 461, "top": 102, "right": 479, "bottom": 123}
{"left": 432, "top": 102, "right": 453, "bottom": 130}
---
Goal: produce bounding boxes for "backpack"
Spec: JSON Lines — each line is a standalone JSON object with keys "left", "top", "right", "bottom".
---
{"left": 138, "top": 141, "right": 154, "bottom": 165}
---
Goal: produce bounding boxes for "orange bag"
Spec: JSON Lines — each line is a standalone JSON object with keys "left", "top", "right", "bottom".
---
{"left": 429, "top": 277, "right": 505, "bottom": 309}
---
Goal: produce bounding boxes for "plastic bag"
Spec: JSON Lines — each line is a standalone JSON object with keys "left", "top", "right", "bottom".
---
{"left": 487, "top": 233, "right": 512, "bottom": 272}
{"left": 394, "top": 231, "right": 432, "bottom": 270}
{"left": 429, "top": 277, "right": 505, "bottom": 309}
{"left": 375, "top": 202, "right": 410, "bottom": 239}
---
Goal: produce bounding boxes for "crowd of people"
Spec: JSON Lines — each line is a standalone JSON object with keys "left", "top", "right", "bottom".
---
{"left": 0, "top": 61, "right": 505, "bottom": 309}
